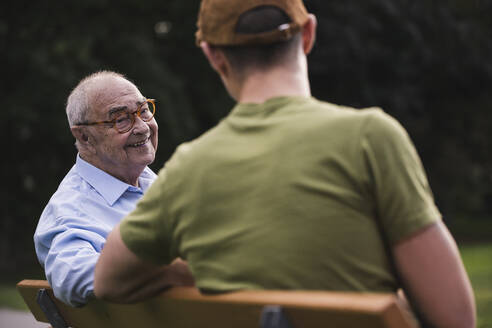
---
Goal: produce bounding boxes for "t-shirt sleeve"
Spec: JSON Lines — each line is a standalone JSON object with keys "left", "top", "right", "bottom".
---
{"left": 119, "top": 165, "right": 174, "bottom": 265}
{"left": 361, "top": 110, "right": 441, "bottom": 245}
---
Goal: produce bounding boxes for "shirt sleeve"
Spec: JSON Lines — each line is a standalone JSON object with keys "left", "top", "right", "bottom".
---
{"left": 361, "top": 110, "right": 441, "bottom": 245}
{"left": 34, "top": 217, "right": 106, "bottom": 307}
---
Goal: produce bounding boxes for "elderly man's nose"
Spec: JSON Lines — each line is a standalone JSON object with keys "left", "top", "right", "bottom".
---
{"left": 132, "top": 116, "right": 150, "bottom": 133}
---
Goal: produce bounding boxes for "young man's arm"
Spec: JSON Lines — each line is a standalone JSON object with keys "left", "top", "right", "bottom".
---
{"left": 393, "top": 221, "right": 476, "bottom": 328}
{"left": 94, "top": 224, "right": 194, "bottom": 303}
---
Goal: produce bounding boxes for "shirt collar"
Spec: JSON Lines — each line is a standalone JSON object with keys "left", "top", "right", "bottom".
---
{"left": 231, "top": 96, "right": 314, "bottom": 117}
{"left": 75, "top": 154, "right": 153, "bottom": 206}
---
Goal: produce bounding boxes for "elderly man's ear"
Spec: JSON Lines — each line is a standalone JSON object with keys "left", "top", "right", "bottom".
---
{"left": 71, "top": 126, "right": 95, "bottom": 154}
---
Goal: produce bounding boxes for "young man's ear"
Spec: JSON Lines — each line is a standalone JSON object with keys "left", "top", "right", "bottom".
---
{"left": 302, "top": 14, "right": 317, "bottom": 55}
{"left": 200, "top": 41, "right": 230, "bottom": 77}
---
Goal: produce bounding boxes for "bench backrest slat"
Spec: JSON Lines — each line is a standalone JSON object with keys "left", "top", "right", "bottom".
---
{"left": 17, "top": 279, "right": 416, "bottom": 328}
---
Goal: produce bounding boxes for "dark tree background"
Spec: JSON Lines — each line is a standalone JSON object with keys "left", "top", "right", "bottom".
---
{"left": 0, "top": 0, "right": 491, "bottom": 277}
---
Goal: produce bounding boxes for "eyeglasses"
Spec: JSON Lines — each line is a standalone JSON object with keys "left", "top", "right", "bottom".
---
{"left": 76, "top": 99, "right": 156, "bottom": 133}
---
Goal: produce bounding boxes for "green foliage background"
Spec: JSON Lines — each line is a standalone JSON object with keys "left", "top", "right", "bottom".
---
{"left": 0, "top": 0, "right": 491, "bottom": 276}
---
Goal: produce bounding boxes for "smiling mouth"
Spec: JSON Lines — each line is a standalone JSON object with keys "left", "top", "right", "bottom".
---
{"left": 127, "top": 137, "right": 150, "bottom": 148}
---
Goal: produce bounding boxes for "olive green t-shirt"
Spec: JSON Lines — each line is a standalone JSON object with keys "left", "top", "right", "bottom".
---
{"left": 120, "top": 96, "right": 440, "bottom": 293}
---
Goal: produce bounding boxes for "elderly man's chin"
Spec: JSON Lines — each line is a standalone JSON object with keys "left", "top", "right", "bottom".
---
{"left": 126, "top": 142, "right": 156, "bottom": 166}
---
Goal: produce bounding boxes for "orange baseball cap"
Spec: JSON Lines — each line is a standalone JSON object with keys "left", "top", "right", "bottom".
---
{"left": 195, "top": 0, "right": 309, "bottom": 46}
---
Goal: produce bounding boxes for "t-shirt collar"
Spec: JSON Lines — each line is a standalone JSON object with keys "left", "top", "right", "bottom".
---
{"left": 231, "top": 95, "right": 313, "bottom": 117}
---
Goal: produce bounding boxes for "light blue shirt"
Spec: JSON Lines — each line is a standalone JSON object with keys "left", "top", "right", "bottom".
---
{"left": 34, "top": 155, "right": 157, "bottom": 306}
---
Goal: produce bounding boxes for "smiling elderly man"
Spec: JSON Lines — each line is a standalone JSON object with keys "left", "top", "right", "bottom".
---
{"left": 34, "top": 71, "right": 193, "bottom": 307}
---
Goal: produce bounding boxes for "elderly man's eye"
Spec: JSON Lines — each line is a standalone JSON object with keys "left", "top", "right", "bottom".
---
{"left": 114, "top": 113, "right": 131, "bottom": 125}
{"left": 116, "top": 117, "right": 128, "bottom": 124}
{"left": 140, "top": 107, "right": 153, "bottom": 120}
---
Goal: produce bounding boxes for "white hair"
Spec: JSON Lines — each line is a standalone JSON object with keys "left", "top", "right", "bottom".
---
{"left": 66, "top": 70, "right": 126, "bottom": 127}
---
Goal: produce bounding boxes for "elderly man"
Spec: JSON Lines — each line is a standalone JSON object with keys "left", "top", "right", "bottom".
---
{"left": 34, "top": 71, "right": 192, "bottom": 306}
{"left": 95, "top": 2, "right": 475, "bottom": 327}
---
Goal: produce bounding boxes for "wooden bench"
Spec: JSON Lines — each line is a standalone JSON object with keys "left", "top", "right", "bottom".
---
{"left": 17, "top": 279, "right": 417, "bottom": 328}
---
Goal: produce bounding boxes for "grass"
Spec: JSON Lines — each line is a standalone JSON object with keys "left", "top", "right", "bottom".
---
{"left": 1, "top": 243, "right": 491, "bottom": 326}
{"left": 0, "top": 284, "right": 29, "bottom": 311}
{"left": 460, "top": 243, "right": 492, "bottom": 328}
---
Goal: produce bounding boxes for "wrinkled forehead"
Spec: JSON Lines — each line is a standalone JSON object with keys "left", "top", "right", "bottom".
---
{"left": 88, "top": 76, "right": 145, "bottom": 118}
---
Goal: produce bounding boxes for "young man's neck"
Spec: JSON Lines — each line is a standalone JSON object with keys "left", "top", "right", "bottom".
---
{"left": 236, "top": 63, "right": 311, "bottom": 104}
